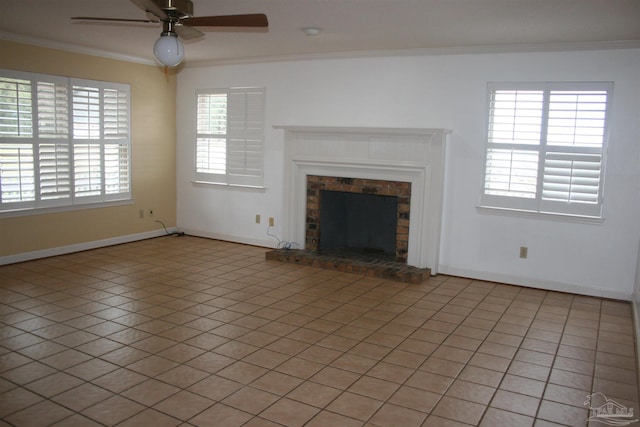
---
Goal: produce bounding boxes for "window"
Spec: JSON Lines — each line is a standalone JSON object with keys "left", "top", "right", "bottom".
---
{"left": 196, "top": 87, "right": 265, "bottom": 187}
{"left": 481, "top": 82, "right": 612, "bottom": 218}
{"left": 0, "top": 69, "right": 131, "bottom": 215}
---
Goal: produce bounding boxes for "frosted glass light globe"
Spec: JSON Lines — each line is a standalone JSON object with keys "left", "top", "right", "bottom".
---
{"left": 153, "top": 33, "right": 185, "bottom": 67}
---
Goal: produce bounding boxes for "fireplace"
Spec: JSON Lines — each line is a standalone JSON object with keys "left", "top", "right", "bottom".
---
{"left": 306, "top": 175, "right": 410, "bottom": 263}
{"left": 275, "top": 125, "right": 450, "bottom": 274}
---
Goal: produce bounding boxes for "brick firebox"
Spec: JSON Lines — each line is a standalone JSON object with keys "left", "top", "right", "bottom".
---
{"left": 305, "top": 175, "right": 412, "bottom": 264}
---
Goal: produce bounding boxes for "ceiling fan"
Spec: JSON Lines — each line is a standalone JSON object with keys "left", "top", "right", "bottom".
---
{"left": 72, "top": 0, "right": 268, "bottom": 67}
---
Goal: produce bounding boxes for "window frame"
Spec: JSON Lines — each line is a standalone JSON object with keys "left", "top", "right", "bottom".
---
{"left": 480, "top": 81, "right": 613, "bottom": 219}
{"left": 194, "top": 87, "right": 266, "bottom": 188}
{"left": 0, "top": 69, "right": 132, "bottom": 216}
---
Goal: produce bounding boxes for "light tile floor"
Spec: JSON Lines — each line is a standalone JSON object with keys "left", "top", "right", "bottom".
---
{"left": 0, "top": 236, "right": 638, "bottom": 426}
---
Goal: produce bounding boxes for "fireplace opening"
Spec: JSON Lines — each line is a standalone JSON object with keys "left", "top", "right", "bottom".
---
{"left": 319, "top": 190, "right": 398, "bottom": 259}
{"left": 305, "top": 175, "right": 411, "bottom": 264}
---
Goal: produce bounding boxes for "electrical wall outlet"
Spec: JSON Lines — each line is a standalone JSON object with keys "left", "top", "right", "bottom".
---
{"left": 269, "top": 217, "right": 275, "bottom": 227}
{"left": 519, "top": 246, "right": 528, "bottom": 259}
{"left": 255, "top": 214, "right": 261, "bottom": 224}
{"left": 138, "top": 209, "right": 144, "bottom": 219}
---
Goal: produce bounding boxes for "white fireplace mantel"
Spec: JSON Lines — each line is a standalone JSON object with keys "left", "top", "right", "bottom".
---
{"left": 275, "top": 126, "right": 451, "bottom": 274}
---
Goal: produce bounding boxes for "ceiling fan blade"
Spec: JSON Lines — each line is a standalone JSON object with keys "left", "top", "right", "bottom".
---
{"left": 183, "top": 14, "right": 268, "bottom": 28}
{"left": 130, "top": 0, "right": 168, "bottom": 20}
{"left": 71, "top": 16, "right": 158, "bottom": 23}
{"left": 175, "top": 24, "right": 204, "bottom": 40}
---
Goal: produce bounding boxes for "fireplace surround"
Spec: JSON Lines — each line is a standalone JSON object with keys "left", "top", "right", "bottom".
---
{"left": 276, "top": 126, "right": 450, "bottom": 274}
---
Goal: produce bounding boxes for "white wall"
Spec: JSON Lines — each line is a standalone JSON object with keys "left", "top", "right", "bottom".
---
{"left": 176, "top": 48, "right": 640, "bottom": 300}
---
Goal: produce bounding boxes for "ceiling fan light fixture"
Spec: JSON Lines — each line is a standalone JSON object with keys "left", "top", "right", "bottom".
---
{"left": 153, "top": 32, "right": 185, "bottom": 67}
{"left": 73, "top": 0, "right": 270, "bottom": 68}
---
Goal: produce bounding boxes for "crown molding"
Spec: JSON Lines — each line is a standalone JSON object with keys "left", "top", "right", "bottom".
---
{"left": 2, "top": 31, "right": 638, "bottom": 69}
{"left": 186, "top": 39, "right": 640, "bottom": 68}
{"left": 0, "top": 32, "right": 156, "bottom": 66}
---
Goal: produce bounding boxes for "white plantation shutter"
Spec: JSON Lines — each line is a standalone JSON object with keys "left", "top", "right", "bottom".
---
{"left": 0, "top": 76, "right": 35, "bottom": 206}
{"left": 71, "top": 79, "right": 131, "bottom": 202}
{"left": 103, "top": 88, "right": 129, "bottom": 139}
{"left": 196, "top": 92, "right": 227, "bottom": 176}
{"left": 0, "top": 69, "right": 131, "bottom": 214}
{"left": 72, "top": 85, "right": 100, "bottom": 140}
{"left": 36, "top": 79, "right": 71, "bottom": 205}
{"left": 484, "top": 148, "right": 539, "bottom": 199}
{"left": 71, "top": 81, "right": 130, "bottom": 202}
{"left": 487, "top": 89, "right": 543, "bottom": 146}
{"left": 104, "top": 143, "right": 130, "bottom": 195}
{"left": 546, "top": 90, "right": 608, "bottom": 147}
{"left": 0, "top": 76, "right": 33, "bottom": 137}
{"left": 482, "top": 87, "right": 544, "bottom": 212}
{"left": 542, "top": 152, "right": 601, "bottom": 204}
{"left": 227, "top": 88, "right": 265, "bottom": 186}
{"left": 196, "top": 138, "right": 226, "bottom": 175}
{"left": 73, "top": 143, "right": 102, "bottom": 199}
{"left": 38, "top": 142, "right": 71, "bottom": 202}
{"left": 539, "top": 88, "right": 608, "bottom": 216}
{"left": 195, "top": 87, "right": 265, "bottom": 187}
{"left": 482, "top": 82, "right": 611, "bottom": 218}
{"left": 103, "top": 87, "right": 130, "bottom": 197}
{"left": 37, "top": 81, "right": 69, "bottom": 139}
{"left": 0, "top": 143, "right": 35, "bottom": 205}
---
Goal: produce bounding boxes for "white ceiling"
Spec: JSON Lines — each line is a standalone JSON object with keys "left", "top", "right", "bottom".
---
{"left": 1, "top": 0, "right": 639, "bottom": 66}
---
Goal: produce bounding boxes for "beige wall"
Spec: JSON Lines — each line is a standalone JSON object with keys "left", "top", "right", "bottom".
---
{"left": 0, "top": 40, "right": 177, "bottom": 257}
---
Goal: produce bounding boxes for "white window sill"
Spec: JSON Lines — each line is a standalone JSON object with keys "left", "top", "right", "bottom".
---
{"left": 476, "top": 205, "right": 604, "bottom": 224}
{"left": 0, "top": 198, "right": 134, "bottom": 219}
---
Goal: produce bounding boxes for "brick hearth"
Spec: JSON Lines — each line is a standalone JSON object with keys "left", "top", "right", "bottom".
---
{"left": 265, "top": 248, "right": 431, "bottom": 283}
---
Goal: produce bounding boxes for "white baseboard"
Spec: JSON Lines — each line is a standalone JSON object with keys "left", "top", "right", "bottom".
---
{"left": 0, "top": 228, "right": 176, "bottom": 266}
{"left": 180, "top": 228, "right": 279, "bottom": 249}
{"left": 438, "top": 264, "right": 632, "bottom": 301}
